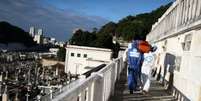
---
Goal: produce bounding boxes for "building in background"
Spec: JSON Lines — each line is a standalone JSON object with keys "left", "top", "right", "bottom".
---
{"left": 55, "top": 42, "right": 65, "bottom": 47}
{"left": 65, "top": 45, "right": 112, "bottom": 75}
{"left": 50, "top": 38, "right": 56, "bottom": 45}
{"left": 29, "top": 27, "right": 35, "bottom": 37}
{"left": 38, "top": 29, "right": 43, "bottom": 35}
{"left": 33, "top": 28, "right": 43, "bottom": 44}
{"left": 29, "top": 27, "right": 63, "bottom": 46}
{"left": 43, "top": 37, "right": 51, "bottom": 45}
{"left": 49, "top": 48, "right": 59, "bottom": 56}
{"left": 34, "top": 34, "right": 43, "bottom": 44}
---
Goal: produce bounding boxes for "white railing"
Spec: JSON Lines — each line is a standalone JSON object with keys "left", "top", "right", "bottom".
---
{"left": 41, "top": 56, "right": 124, "bottom": 101}
{"left": 147, "top": 0, "right": 201, "bottom": 42}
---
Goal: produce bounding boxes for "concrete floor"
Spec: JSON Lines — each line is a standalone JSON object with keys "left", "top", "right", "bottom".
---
{"left": 109, "top": 67, "right": 177, "bottom": 101}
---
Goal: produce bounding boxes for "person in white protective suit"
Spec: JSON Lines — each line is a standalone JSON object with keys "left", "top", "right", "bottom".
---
{"left": 141, "top": 46, "right": 157, "bottom": 94}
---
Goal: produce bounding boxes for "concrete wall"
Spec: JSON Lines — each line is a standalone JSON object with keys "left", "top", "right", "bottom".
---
{"left": 147, "top": 0, "right": 201, "bottom": 100}
{"left": 65, "top": 45, "right": 112, "bottom": 75}
{"left": 41, "top": 59, "right": 64, "bottom": 67}
{"left": 153, "top": 29, "right": 201, "bottom": 101}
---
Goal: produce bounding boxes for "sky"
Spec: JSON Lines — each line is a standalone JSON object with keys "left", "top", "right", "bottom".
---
{"left": 0, "top": 0, "right": 173, "bottom": 41}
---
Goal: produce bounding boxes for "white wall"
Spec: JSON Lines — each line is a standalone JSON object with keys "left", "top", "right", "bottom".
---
{"left": 146, "top": 0, "right": 201, "bottom": 100}
{"left": 154, "top": 30, "right": 201, "bottom": 101}
{"left": 65, "top": 45, "right": 112, "bottom": 75}
{"left": 34, "top": 35, "right": 42, "bottom": 44}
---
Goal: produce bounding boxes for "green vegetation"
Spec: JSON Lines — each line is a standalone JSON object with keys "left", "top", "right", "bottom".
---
{"left": 69, "top": 22, "right": 119, "bottom": 49}
{"left": 69, "top": 29, "right": 115, "bottom": 49}
{"left": 0, "top": 21, "right": 36, "bottom": 46}
{"left": 57, "top": 47, "right": 66, "bottom": 61}
{"left": 69, "top": 2, "right": 172, "bottom": 49}
{"left": 69, "top": 3, "right": 171, "bottom": 58}
{"left": 116, "top": 3, "right": 172, "bottom": 41}
{"left": 70, "top": 29, "right": 97, "bottom": 47}
{"left": 69, "top": 29, "right": 120, "bottom": 58}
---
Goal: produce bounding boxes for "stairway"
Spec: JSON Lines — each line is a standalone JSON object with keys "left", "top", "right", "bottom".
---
{"left": 109, "top": 67, "right": 176, "bottom": 101}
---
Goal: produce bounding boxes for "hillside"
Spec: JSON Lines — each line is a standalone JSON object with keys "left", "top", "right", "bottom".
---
{"left": 69, "top": 2, "right": 172, "bottom": 50}
{"left": 0, "top": 21, "right": 35, "bottom": 47}
{"left": 102, "top": 2, "right": 172, "bottom": 41}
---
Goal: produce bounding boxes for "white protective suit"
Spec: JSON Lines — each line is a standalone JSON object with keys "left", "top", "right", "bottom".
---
{"left": 141, "top": 52, "right": 156, "bottom": 92}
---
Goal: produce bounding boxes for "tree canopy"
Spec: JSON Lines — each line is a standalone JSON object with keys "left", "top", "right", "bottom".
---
{"left": 69, "top": 29, "right": 114, "bottom": 49}
{"left": 98, "top": 22, "right": 117, "bottom": 36}
{"left": 69, "top": 29, "right": 97, "bottom": 47}
{"left": 115, "top": 2, "right": 172, "bottom": 41}
{"left": 69, "top": 29, "right": 119, "bottom": 58}
{"left": 57, "top": 47, "right": 66, "bottom": 61}
{"left": 69, "top": 2, "right": 171, "bottom": 50}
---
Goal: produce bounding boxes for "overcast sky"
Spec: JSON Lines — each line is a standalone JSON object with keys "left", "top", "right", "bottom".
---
{"left": 0, "top": 0, "right": 172, "bottom": 41}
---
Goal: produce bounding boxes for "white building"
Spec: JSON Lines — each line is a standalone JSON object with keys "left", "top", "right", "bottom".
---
{"left": 34, "top": 34, "right": 42, "bottom": 44}
{"left": 43, "top": 37, "right": 51, "bottom": 44}
{"left": 65, "top": 45, "right": 112, "bottom": 75}
{"left": 147, "top": 0, "right": 201, "bottom": 100}
{"left": 38, "top": 29, "right": 43, "bottom": 35}
{"left": 29, "top": 27, "right": 44, "bottom": 44}
{"left": 50, "top": 38, "right": 56, "bottom": 45}
{"left": 49, "top": 48, "right": 59, "bottom": 55}
{"left": 29, "top": 27, "right": 35, "bottom": 37}
{"left": 55, "top": 41, "right": 65, "bottom": 47}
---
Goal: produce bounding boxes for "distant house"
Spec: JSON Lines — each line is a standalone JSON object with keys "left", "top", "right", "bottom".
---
{"left": 65, "top": 45, "right": 112, "bottom": 75}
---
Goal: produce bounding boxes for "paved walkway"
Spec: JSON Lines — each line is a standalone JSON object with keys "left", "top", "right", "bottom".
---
{"left": 109, "top": 67, "right": 176, "bottom": 101}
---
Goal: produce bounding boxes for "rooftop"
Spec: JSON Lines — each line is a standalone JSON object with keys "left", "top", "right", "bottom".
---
{"left": 66, "top": 45, "right": 112, "bottom": 52}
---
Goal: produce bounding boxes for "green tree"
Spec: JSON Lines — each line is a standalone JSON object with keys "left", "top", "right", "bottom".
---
{"left": 115, "top": 2, "right": 172, "bottom": 41}
{"left": 57, "top": 47, "right": 66, "bottom": 61}
{"left": 69, "top": 29, "right": 114, "bottom": 49}
{"left": 98, "top": 22, "right": 117, "bottom": 36}
{"left": 68, "top": 2, "right": 172, "bottom": 50}
{"left": 69, "top": 29, "right": 96, "bottom": 47}
{"left": 95, "top": 33, "right": 113, "bottom": 49}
